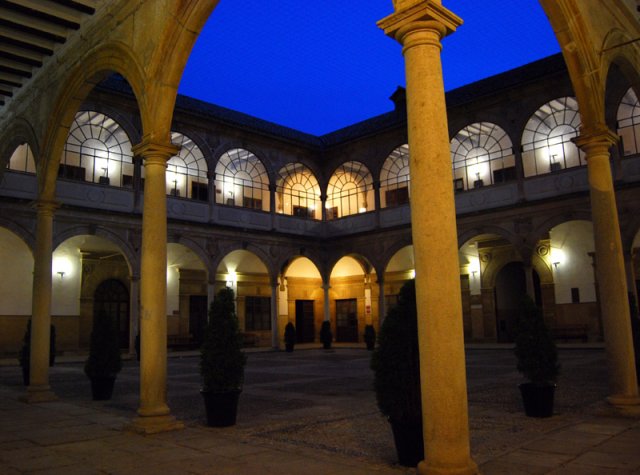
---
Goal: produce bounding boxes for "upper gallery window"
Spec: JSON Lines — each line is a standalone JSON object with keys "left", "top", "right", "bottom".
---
{"left": 7, "top": 143, "right": 36, "bottom": 174}
{"left": 62, "top": 111, "right": 134, "bottom": 186}
{"left": 215, "top": 148, "right": 270, "bottom": 211}
{"left": 617, "top": 87, "right": 640, "bottom": 156}
{"left": 276, "top": 163, "right": 321, "bottom": 219}
{"left": 167, "top": 132, "right": 208, "bottom": 201}
{"left": 326, "top": 161, "right": 374, "bottom": 219}
{"left": 451, "top": 123, "right": 515, "bottom": 190}
{"left": 380, "top": 144, "right": 410, "bottom": 207}
{"left": 521, "top": 97, "right": 584, "bottom": 177}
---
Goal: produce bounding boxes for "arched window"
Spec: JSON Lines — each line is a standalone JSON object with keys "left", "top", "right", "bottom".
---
{"left": 521, "top": 97, "right": 583, "bottom": 177}
{"left": 214, "top": 148, "right": 270, "bottom": 211}
{"left": 617, "top": 87, "right": 640, "bottom": 156}
{"left": 451, "top": 123, "right": 515, "bottom": 190}
{"left": 380, "top": 144, "right": 410, "bottom": 208}
{"left": 276, "top": 163, "right": 321, "bottom": 219}
{"left": 326, "top": 161, "right": 374, "bottom": 219}
{"left": 62, "top": 111, "right": 134, "bottom": 187}
{"left": 167, "top": 132, "right": 208, "bottom": 200}
{"left": 7, "top": 143, "right": 36, "bottom": 174}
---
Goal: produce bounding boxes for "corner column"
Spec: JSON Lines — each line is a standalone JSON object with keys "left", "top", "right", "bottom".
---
{"left": 322, "top": 283, "right": 331, "bottom": 322}
{"left": 23, "top": 200, "right": 59, "bottom": 403}
{"left": 129, "top": 139, "right": 184, "bottom": 433}
{"left": 271, "top": 281, "right": 279, "bottom": 348}
{"left": 575, "top": 129, "right": 640, "bottom": 412}
{"left": 379, "top": 3, "right": 478, "bottom": 474}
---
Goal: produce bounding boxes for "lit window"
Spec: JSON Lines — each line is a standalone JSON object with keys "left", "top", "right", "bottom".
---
{"left": 167, "top": 132, "right": 208, "bottom": 200}
{"left": 276, "top": 163, "right": 321, "bottom": 219}
{"left": 451, "top": 123, "right": 514, "bottom": 190}
{"left": 380, "top": 145, "right": 410, "bottom": 207}
{"left": 215, "top": 148, "right": 269, "bottom": 211}
{"left": 616, "top": 87, "right": 640, "bottom": 156}
{"left": 7, "top": 143, "right": 36, "bottom": 174}
{"left": 521, "top": 97, "right": 583, "bottom": 177}
{"left": 62, "top": 111, "right": 133, "bottom": 187}
{"left": 326, "top": 161, "right": 374, "bottom": 219}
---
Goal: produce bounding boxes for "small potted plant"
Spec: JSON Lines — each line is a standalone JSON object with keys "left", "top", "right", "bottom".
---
{"left": 320, "top": 320, "right": 333, "bottom": 349}
{"left": 84, "top": 312, "right": 122, "bottom": 400}
{"left": 18, "top": 320, "right": 56, "bottom": 385}
{"left": 371, "top": 280, "right": 423, "bottom": 467}
{"left": 514, "top": 295, "right": 560, "bottom": 417}
{"left": 284, "top": 322, "right": 296, "bottom": 352}
{"left": 364, "top": 324, "right": 376, "bottom": 351}
{"left": 200, "top": 287, "right": 247, "bottom": 427}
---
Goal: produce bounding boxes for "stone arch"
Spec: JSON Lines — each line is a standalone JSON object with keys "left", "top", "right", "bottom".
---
{"left": 0, "top": 218, "right": 35, "bottom": 252}
{"left": 213, "top": 242, "right": 276, "bottom": 282}
{"left": 40, "top": 41, "right": 148, "bottom": 201}
{"left": 529, "top": 210, "right": 593, "bottom": 249}
{"left": 168, "top": 235, "right": 213, "bottom": 279}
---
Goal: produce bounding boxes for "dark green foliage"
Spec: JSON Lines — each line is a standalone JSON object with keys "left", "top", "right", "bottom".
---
{"left": 364, "top": 324, "right": 376, "bottom": 350}
{"left": 371, "top": 280, "right": 421, "bottom": 421}
{"left": 320, "top": 321, "right": 332, "bottom": 347}
{"left": 84, "top": 312, "right": 122, "bottom": 379}
{"left": 18, "top": 320, "right": 56, "bottom": 368}
{"left": 284, "top": 322, "right": 296, "bottom": 347}
{"left": 513, "top": 296, "right": 560, "bottom": 384}
{"left": 200, "top": 287, "right": 247, "bottom": 391}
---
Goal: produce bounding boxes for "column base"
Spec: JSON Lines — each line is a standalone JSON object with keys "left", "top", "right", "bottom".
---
{"left": 606, "top": 395, "right": 640, "bottom": 417}
{"left": 126, "top": 414, "right": 184, "bottom": 435}
{"left": 417, "top": 459, "right": 479, "bottom": 475}
{"left": 19, "top": 385, "right": 58, "bottom": 404}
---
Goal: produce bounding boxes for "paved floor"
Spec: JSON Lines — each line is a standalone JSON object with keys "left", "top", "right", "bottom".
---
{"left": 1, "top": 347, "right": 639, "bottom": 474}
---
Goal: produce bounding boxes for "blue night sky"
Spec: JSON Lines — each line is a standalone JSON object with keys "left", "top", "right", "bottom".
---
{"left": 179, "top": 1, "right": 560, "bottom": 136}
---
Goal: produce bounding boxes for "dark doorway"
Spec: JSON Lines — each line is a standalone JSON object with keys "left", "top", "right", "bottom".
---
{"left": 94, "top": 279, "right": 129, "bottom": 348}
{"left": 295, "top": 300, "right": 315, "bottom": 343}
{"left": 189, "top": 295, "right": 208, "bottom": 345}
{"left": 495, "top": 262, "right": 526, "bottom": 343}
{"left": 336, "top": 298, "right": 358, "bottom": 342}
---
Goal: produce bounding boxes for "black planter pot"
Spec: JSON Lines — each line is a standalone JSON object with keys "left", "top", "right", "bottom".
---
{"left": 365, "top": 340, "right": 375, "bottom": 351}
{"left": 389, "top": 418, "right": 424, "bottom": 467}
{"left": 285, "top": 343, "right": 294, "bottom": 353}
{"left": 201, "top": 389, "right": 241, "bottom": 427}
{"left": 322, "top": 341, "right": 331, "bottom": 350}
{"left": 90, "top": 376, "right": 116, "bottom": 401}
{"left": 21, "top": 365, "right": 29, "bottom": 386}
{"left": 519, "top": 382, "right": 556, "bottom": 418}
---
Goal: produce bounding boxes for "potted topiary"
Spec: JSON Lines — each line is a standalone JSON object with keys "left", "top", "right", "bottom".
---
{"left": 200, "top": 287, "right": 247, "bottom": 427}
{"left": 364, "top": 324, "right": 376, "bottom": 351}
{"left": 320, "top": 320, "right": 333, "bottom": 349}
{"left": 84, "top": 312, "right": 122, "bottom": 400}
{"left": 284, "top": 322, "right": 296, "bottom": 352}
{"left": 18, "top": 320, "right": 56, "bottom": 385}
{"left": 371, "top": 280, "right": 423, "bottom": 467}
{"left": 514, "top": 295, "right": 560, "bottom": 417}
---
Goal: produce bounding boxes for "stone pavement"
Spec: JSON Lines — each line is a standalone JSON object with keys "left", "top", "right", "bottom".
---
{"left": 0, "top": 347, "right": 639, "bottom": 474}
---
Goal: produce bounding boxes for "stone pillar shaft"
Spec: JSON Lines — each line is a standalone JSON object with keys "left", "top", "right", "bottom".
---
{"left": 26, "top": 200, "right": 58, "bottom": 402}
{"left": 130, "top": 139, "right": 183, "bottom": 433}
{"left": 379, "top": 3, "right": 477, "bottom": 473}
{"left": 271, "top": 282, "right": 279, "bottom": 348}
{"left": 323, "top": 283, "right": 331, "bottom": 322}
{"left": 576, "top": 130, "right": 639, "bottom": 406}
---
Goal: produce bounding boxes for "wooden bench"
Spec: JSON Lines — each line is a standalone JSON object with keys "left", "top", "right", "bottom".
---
{"left": 551, "top": 324, "right": 588, "bottom": 342}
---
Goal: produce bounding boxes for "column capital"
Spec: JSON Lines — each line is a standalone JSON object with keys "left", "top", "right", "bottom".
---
{"left": 573, "top": 126, "right": 619, "bottom": 154}
{"left": 378, "top": 1, "right": 462, "bottom": 42}
{"left": 132, "top": 137, "right": 180, "bottom": 163}
{"left": 31, "top": 199, "right": 60, "bottom": 215}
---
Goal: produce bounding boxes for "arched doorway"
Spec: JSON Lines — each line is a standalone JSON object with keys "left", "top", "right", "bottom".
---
{"left": 94, "top": 279, "right": 129, "bottom": 348}
{"left": 494, "top": 262, "right": 541, "bottom": 342}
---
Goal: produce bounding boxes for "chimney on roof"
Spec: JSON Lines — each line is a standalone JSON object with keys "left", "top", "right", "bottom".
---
{"left": 390, "top": 87, "right": 407, "bottom": 113}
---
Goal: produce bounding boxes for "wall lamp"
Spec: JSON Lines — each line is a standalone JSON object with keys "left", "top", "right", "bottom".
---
{"left": 553, "top": 261, "right": 560, "bottom": 270}
{"left": 57, "top": 271, "right": 65, "bottom": 280}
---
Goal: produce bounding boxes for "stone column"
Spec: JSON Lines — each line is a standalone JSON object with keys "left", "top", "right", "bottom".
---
{"left": 271, "top": 281, "right": 279, "bottom": 349}
{"left": 377, "top": 278, "right": 386, "bottom": 326}
{"left": 322, "top": 282, "right": 331, "bottom": 322}
{"left": 129, "top": 139, "right": 183, "bottom": 433}
{"left": 23, "top": 200, "right": 59, "bottom": 403}
{"left": 379, "top": 3, "right": 478, "bottom": 474}
{"left": 129, "top": 274, "right": 140, "bottom": 357}
{"left": 624, "top": 251, "right": 638, "bottom": 313}
{"left": 575, "top": 129, "right": 640, "bottom": 411}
